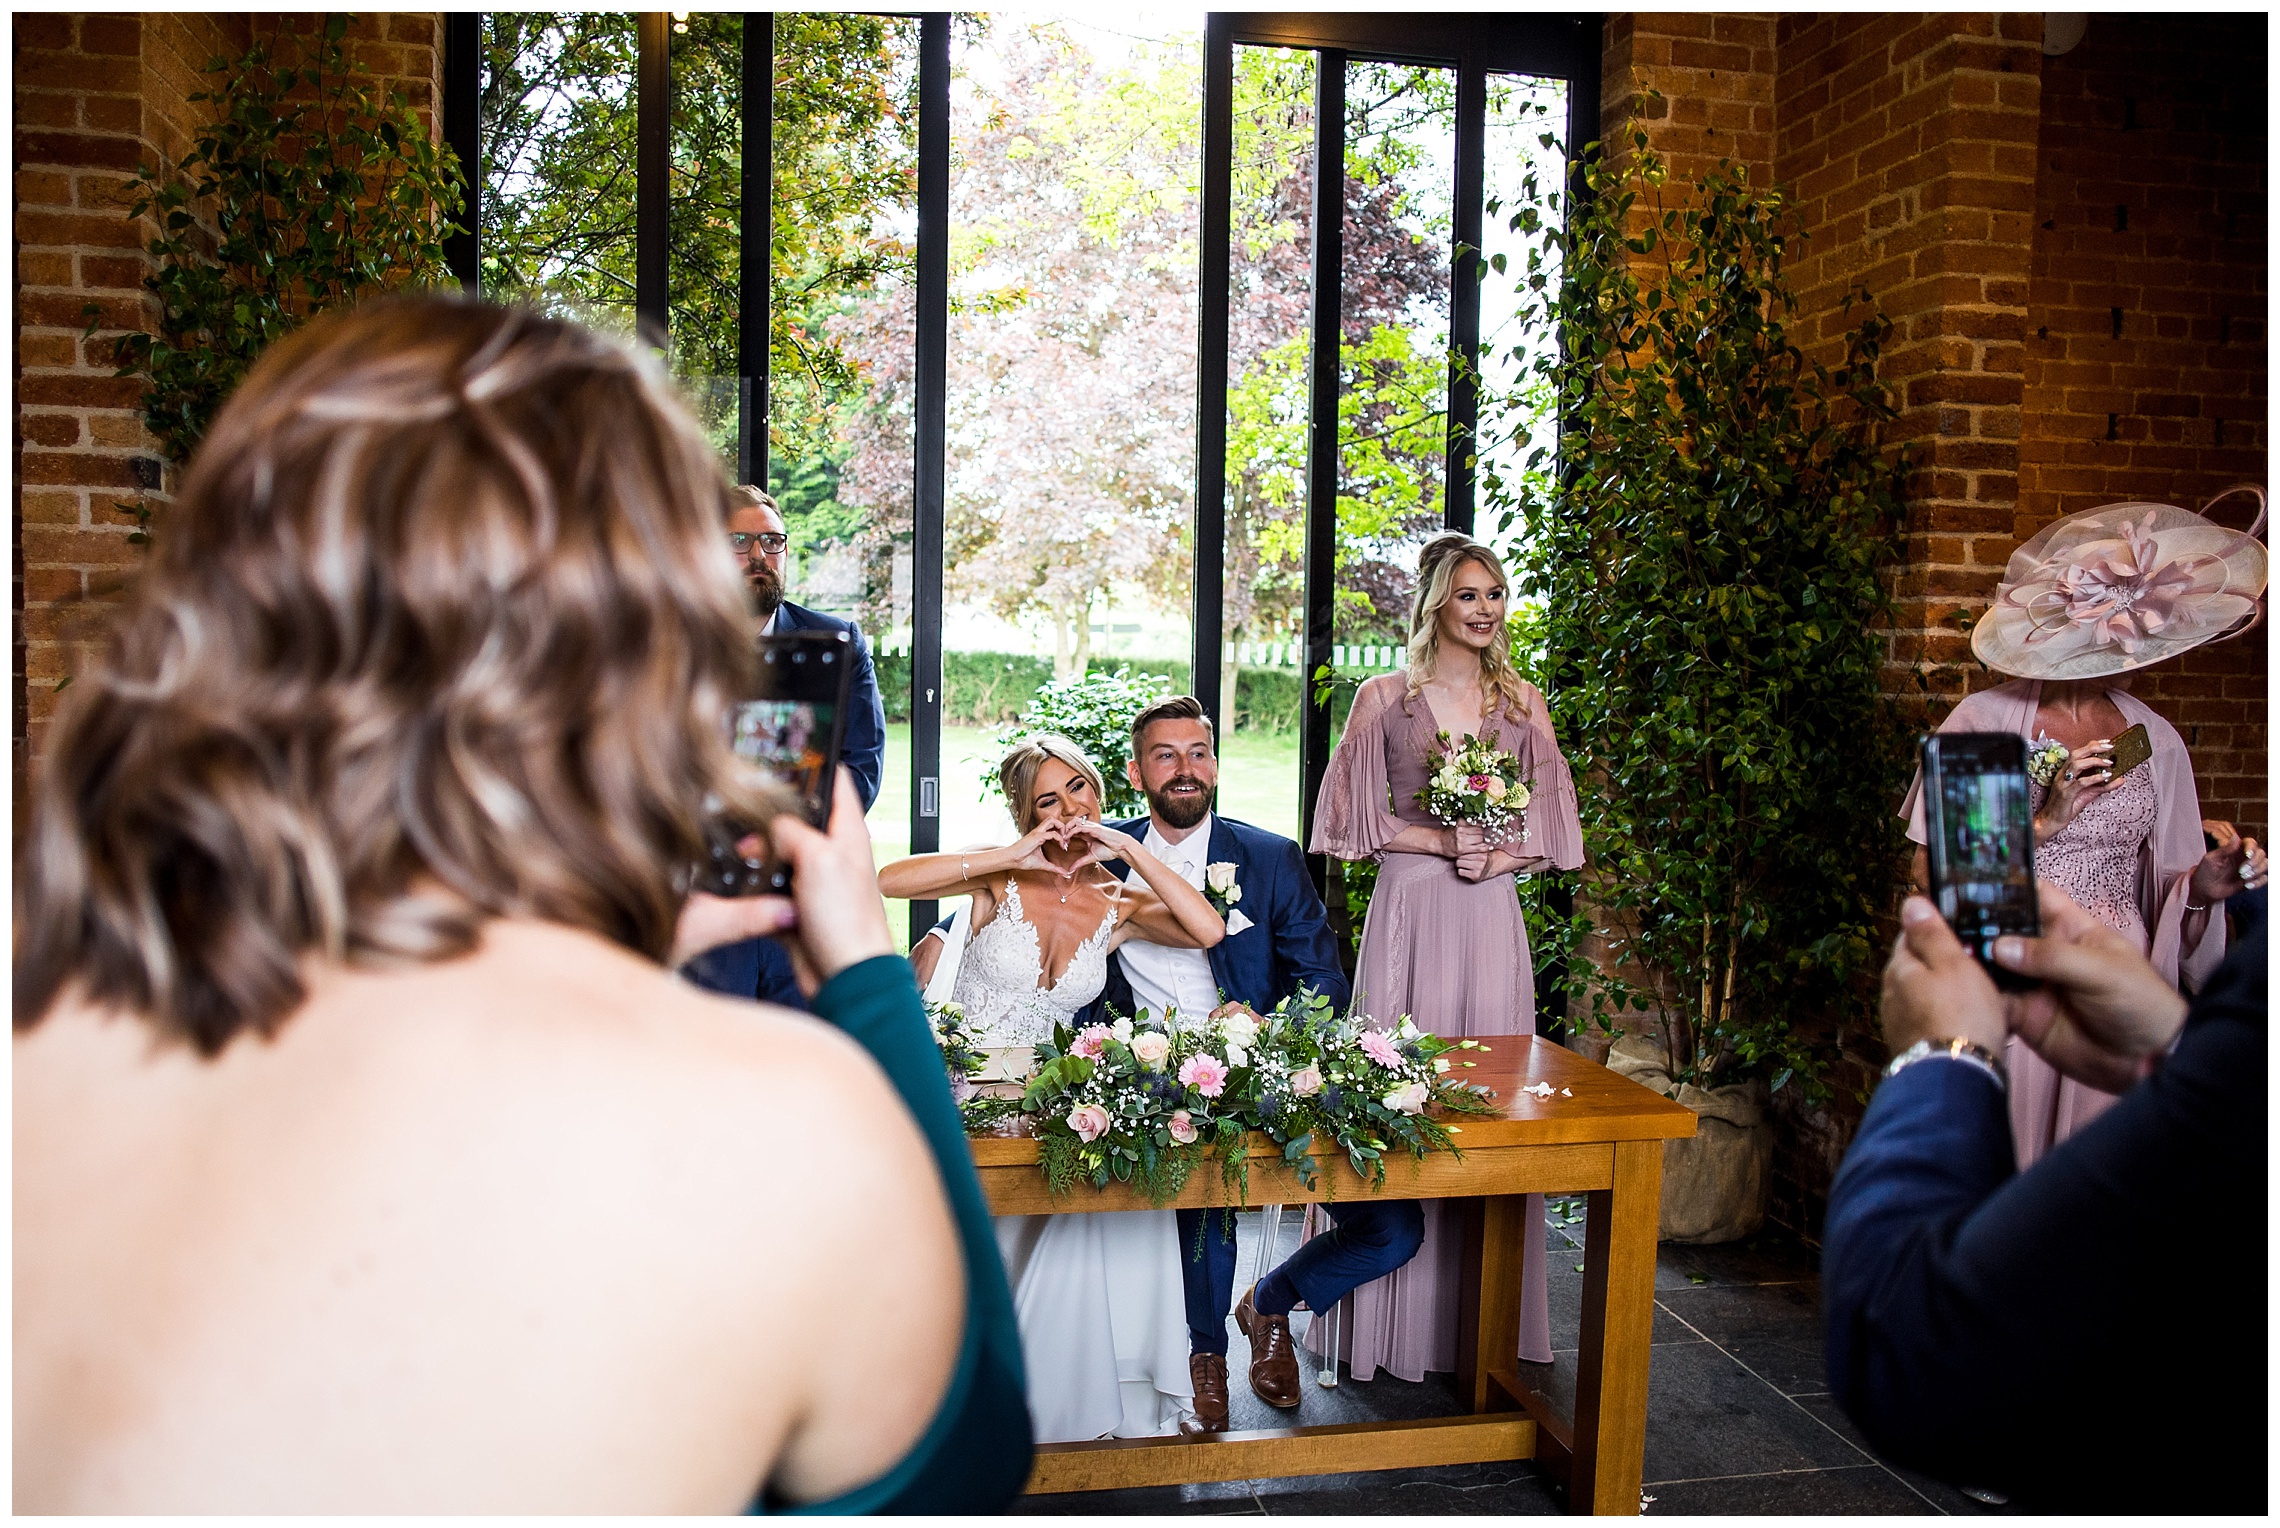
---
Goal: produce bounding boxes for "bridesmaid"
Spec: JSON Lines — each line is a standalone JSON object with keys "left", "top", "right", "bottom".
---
{"left": 1305, "top": 534, "right": 1585, "bottom": 1380}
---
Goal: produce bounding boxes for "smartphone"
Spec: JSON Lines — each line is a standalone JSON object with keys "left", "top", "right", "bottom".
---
{"left": 1920, "top": 732, "right": 2040, "bottom": 991}
{"left": 2107, "top": 722, "right": 2152, "bottom": 782}
{"left": 695, "top": 630, "right": 856, "bottom": 896}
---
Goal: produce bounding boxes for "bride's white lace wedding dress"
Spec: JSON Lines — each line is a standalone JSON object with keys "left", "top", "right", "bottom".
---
{"left": 952, "top": 880, "right": 1194, "bottom": 1444}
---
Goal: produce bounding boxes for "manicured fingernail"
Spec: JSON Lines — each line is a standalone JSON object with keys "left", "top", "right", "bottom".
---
{"left": 1993, "top": 936, "right": 2024, "bottom": 967}
{"left": 768, "top": 904, "right": 799, "bottom": 932}
{"left": 1901, "top": 896, "right": 1939, "bottom": 924}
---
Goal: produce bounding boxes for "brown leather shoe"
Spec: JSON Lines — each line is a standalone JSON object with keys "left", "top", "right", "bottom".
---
{"left": 1187, "top": 1352, "right": 1229, "bottom": 1433}
{"left": 1235, "top": 1283, "right": 1302, "bottom": 1409}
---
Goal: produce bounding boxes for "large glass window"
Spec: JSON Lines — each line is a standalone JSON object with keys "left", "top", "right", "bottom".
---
{"left": 456, "top": 13, "right": 1592, "bottom": 936}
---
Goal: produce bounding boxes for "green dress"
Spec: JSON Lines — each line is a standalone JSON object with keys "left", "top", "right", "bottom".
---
{"left": 759, "top": 955, "right": 1033, "bottom": 1514}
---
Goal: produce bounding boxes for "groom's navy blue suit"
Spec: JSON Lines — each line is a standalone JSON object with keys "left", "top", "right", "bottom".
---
{"left": 1089, "top": 813, "right": 1420, "bottom": 1360}
{"left": 683, "top": 599, "right": 886, "bottom": 1011}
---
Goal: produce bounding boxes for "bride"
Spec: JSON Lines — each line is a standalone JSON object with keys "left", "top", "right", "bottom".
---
{"left": 880, "top": 736, "right": 1227, "bottom": 1444}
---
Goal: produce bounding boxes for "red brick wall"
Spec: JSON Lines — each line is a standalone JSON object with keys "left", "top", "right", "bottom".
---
{"left": 2018, "top": 14, "right": 2268, "bottom": 842}
{"left": 1775, "top": 14, "right": 2046, "bottom": 723}
{"left": 13, "top": 14, "right": 442, "bottom": 813}
{"left": 1601, "top": 13, "right": 1776, "bottom": 186}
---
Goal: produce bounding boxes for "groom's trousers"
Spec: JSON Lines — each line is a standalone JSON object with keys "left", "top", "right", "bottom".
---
{"left": 1180, "top": 1201, "right": 1426, "bottom": 1356}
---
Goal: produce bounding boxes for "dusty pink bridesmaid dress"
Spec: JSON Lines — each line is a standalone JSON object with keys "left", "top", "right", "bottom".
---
{"left": 1301, "top": 672, "right": 1586, "bottom": 1380}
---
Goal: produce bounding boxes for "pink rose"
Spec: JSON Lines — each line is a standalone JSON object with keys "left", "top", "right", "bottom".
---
{"left": 1070, "top": 1025, "right": 1114, "bottom": 1061}
{"left": 1179, "top": 1053, "right": 1228, "bottom": 1098}
{"left": 1167, "top": 1109, "right": 1199, "bottom": 1145}
{"left": 1288, "top": 1065, "right": 1323, "bottom": 1097}
{"left": 1358, "top": 1029, "right": 1404, "bottom": 1070}
{"left": 1067, "top": 1103, "right": 1112, "bottom": 1142}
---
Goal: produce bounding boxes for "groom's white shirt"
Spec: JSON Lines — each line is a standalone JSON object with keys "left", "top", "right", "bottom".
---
{"left": 1120, "top": 813, "right": 1220, "bottom": 1025}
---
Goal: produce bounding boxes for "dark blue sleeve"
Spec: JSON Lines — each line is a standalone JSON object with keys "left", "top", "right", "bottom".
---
{"left": 1824, "top": 926, "right": 2267, "bottom": 1511}
{"left": 1268, "top": 834, "right": 1351, "bottom": 1011}
{"left": 841, "top": 624, "right": 886, "bottom": 813}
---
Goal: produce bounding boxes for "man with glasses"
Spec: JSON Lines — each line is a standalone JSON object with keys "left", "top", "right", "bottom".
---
{"left": 684, "top": 485, "right": 887, "bottom": 1010}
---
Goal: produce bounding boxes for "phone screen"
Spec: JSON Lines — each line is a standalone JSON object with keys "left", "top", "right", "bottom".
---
{"left": 1922, "top": 732, "right": 2040, "bottom": 989}
{"left": 697, "top": 631, "right": 856, "bottom": 896}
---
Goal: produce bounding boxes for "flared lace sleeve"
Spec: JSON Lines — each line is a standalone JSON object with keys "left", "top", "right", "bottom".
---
{"left": 1516, "top": 683, "right": 1585, "bottom": 871}
{"left": 1310, "top": 675, "right": 1406, "bottom": 860}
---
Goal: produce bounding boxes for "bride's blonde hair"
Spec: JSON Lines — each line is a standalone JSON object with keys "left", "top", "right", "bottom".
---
{"left": 1404, "top": 534, "right": 1531, "bottom": 723}
{"left": 998, "top": 735, "right": 1106, "bottom": 832}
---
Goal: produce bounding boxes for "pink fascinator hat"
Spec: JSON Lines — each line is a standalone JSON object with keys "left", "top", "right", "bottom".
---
{"left": 1973, "top": 484, "right": 2267, "bottom": 680}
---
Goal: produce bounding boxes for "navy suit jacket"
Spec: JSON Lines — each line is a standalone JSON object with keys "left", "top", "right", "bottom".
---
{"left": 1823, "top": 924, "right": 2266, "bottom": 1512}
{"left": 683, "top": 599, "right": 887, "bottom": 1009}
{"left": 1084, "top": 813, "right": 1350, "bottom": 1023}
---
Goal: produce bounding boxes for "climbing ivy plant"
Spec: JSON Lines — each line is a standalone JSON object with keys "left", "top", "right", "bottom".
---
{"left": 1486, "top": 106, "right": 1915, "bottom": 1101}
{"left": 95, "top": 16, "right": 464, "bottom": 470}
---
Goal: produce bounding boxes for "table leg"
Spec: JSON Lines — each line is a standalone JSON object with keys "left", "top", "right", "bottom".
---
{"left": 1455, "top": 1194, "right": 1528, "bottom": 1413}
{"left": 1570, "top": 1138, "right": 1661, "bottom": 1515}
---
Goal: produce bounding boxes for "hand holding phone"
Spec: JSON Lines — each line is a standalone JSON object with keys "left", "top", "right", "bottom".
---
{"left": 1920, "top": 732, "right": 2041, "bottom": 991}
{"left": 696, "top": 630, "right": 857, "bottom": 897}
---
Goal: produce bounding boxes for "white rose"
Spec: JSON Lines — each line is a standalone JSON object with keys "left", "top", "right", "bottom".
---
{"left": 1206, "top": 862, "right": 1239, "bottom": 894}
{"left": 1226, "top": 1043, "right": 1249, "bottom": 1068}
{"left": 1382, "top": 1081, "right": 1429, "bottom": 1115}
{"left": 1111, "top": 1015, "right": 1134, "bottom": 1043}
{"left": 1130, "top": 1031, "right": 1172, "bottom": 1069}
{"left": 1436, "top": 766, "right": 1464, "bottom": 793}
{"left": 1222, "top": 1013, "right": 1260, "bottom": 1049}
{"left": 1396, "top": 1017, "right": 1419, "bottom": 1040}
{"left": 1224, "top": 883, "right": 1242, "bottom": 904}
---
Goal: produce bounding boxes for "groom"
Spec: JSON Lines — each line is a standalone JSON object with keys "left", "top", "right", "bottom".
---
{"left": 1091, "top": 695, "right": 1424, "bottom": 1432}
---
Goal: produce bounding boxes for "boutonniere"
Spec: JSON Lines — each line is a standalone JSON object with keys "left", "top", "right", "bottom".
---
{"left": 1203, "top": 861, "right": 1253, "bottom": 934}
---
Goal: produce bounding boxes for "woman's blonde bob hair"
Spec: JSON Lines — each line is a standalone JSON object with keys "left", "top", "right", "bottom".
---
{"left": 15, "top": 295, "right": 778, "bottom": 1054}
{"left": 1404, "top": 533, "right": 1531, "bottom": 723}
{"left": 998, "top": 736, "right": 1105, "bottom": 833}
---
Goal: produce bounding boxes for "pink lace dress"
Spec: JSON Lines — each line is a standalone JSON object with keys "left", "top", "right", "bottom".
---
{"left": 1900, "top": 679, "right": 2224, "bottom": 1168}
{"left": 1302, "top": 674, "right": 1585, "bottom": 1380}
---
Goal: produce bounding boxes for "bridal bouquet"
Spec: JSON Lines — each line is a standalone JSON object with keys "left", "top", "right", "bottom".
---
{"left": 1019, "top": 1005, "right": 1257, "bottom": 1204}
{"left": 1237, "top": 988, "right": 1498, "bottom": 1192}
{"left": 1417, "top": 730, "right": 1532, "bottom": 845}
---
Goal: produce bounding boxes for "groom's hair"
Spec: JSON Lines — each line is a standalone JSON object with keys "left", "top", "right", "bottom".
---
{"left": 1130, "top": 694, "right": 1214, "bottom": 754}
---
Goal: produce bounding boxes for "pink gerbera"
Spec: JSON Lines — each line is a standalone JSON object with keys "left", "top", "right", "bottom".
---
{"left": 1358, "top": 1029, "right": 1405, "bottom": 1069}
{"left": 1179, "top": 1053, "right": 1228, "bottom": 1098}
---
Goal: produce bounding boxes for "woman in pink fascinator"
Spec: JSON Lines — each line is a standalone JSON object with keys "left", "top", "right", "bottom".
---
{"left": 1899, "top": 486, "right": 2269, "bottom": 1166}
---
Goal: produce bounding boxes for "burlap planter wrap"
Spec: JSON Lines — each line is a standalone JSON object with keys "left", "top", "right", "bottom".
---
{"left": 1606, "top": 1037, "right": 1772, "bottom": 1245}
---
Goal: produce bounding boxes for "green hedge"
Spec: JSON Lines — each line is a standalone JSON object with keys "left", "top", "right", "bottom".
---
{"left": 874, "top": 649, "right": 1312, "bottom": 733}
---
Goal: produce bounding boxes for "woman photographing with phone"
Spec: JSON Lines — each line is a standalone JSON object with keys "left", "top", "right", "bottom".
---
{"left": 1902, "top": 491, "right": 2269, "bottom": 1163}
{"left": 14, "top": 298, "right": 1030, "bottom": 1512}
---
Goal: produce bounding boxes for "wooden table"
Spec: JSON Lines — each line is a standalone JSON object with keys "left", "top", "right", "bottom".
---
{"left": 969, "top": 1036, "right": 1696, "bottom": 1514}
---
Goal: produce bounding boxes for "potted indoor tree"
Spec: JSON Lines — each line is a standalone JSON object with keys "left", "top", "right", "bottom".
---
{"left": 1485, "top": 107, "right": 1915, "bottom": 1242}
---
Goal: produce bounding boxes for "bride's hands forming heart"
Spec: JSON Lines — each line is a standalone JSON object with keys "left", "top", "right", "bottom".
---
{"left": 1008, "top": 819, "right": 1073, "bottom": 874}
{"left": 1059, "top": 817, "right": 1135, "bottom": 867}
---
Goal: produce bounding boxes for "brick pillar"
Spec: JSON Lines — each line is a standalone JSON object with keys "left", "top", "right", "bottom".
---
{"left": 1601, "top": 13, "right": 1777, "bottom": 185}
{"left": 2019, "top": 14, "right": 2268, "bottom": 841}
{"left": 1776, "top": 14, "right": 2046, "bottom": 716}
{"left": 12, "top": 14, "right": 443, "bottom": 806}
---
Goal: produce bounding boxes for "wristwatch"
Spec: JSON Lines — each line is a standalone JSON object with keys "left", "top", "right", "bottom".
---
{"left": 1885, "top": 1036, "right": 2007, "bottom": 1091}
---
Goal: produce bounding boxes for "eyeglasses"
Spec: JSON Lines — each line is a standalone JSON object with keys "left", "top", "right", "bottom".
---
{"left": 728, "top": 532, "right": 789, "bottom": 556}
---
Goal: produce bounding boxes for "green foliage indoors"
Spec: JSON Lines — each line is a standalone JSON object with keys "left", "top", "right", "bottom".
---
{"left": 100, "top": 16, "right": 463, "bottom": 466}
{"left": 1492, "top": 113, "right": 1914, "bottom": 1101}
{"left": 992, "top": 667, "right": 1178, "bottom": 820}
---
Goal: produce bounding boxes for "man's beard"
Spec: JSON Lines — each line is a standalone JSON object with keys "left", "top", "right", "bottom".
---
{"left": 746, "top": 566, "right": 783, "bottom": 620}
{"left": 1146, "top": 774, "right": 1213, "bottom": 830}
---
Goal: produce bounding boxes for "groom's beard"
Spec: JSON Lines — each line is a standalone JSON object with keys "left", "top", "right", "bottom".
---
{"left": 1146, "top": 774, "right": 1213, "bottom": 831}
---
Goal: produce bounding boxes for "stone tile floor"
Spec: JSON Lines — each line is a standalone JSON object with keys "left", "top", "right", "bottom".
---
{"left": 1014, "top": 1202, "right": 2012, "bottom": 1516}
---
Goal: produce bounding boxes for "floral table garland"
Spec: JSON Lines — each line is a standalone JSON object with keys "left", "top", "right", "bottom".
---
{"left": 929, "top": 989, "right": 1497, "bottom": 1205}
